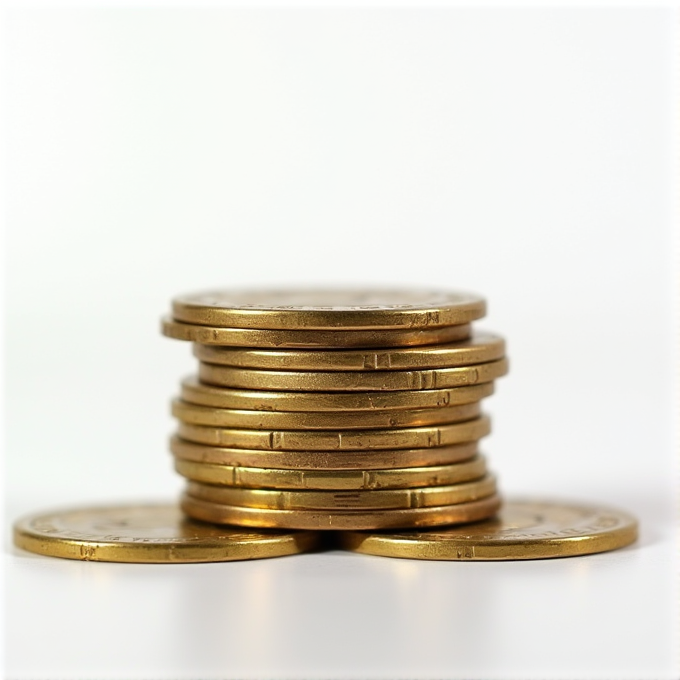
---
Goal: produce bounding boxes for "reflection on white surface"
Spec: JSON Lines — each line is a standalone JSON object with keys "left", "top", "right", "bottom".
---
{"left": 6, "top": 490, "right": 678, "bottom": 679}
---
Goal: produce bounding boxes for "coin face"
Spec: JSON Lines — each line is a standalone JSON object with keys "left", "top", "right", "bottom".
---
{"left": 181, "top": 493, "right": 502, "bottom": 530}
{"left": 193, "top": 332, "right": 505, "bottom": 371}
{"left": 162, "top": 318, "right": 472, "bottom": 348}
{"left": 13, "top": 504, "right": 321, "bottom": 563}
{"left": 171, "top": 288, "right": 486, "bottom": 330}
{"left": 173, "top": 455, "right": 487, "bottom": 490}
{"left": 198, "top": 358, "right": 508, "bottom": 392}
{"left": 338, "top": 499, "right": 638, "bottom": 560}
{"left": 179, "top": 377, "right": 494, "bottom": 412}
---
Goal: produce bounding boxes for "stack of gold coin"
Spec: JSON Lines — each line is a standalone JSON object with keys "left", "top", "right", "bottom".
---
{"left": 162, "top": 289, "right": 508, "bottom": 530}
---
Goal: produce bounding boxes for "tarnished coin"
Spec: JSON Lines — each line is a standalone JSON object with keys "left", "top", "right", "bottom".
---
{"left": 177, "top": 416, "right": 490, "bottom": 451}
{"left": 193, "top": 331, "right": 505, "bottom": 371}
{"left": 180, "top": 376, "right": 493, "bottom": 412}
{"left": 186, "top": 475, "right": 497, "bottom": 510}
{"left": 198, "top": 358, "right": 508, "bottom": 392}
{"left": 173, "top": 455, "right": 487, "bottom": 490}
{"left": 338, "top": 499, "right": 638, "bottom": 560}
{"left": 171, "top": 399, "right": 481, "bottom": 430}
{"left": 172, "top": 288, "right": 486, "bottom": 330}
{"left": 13, "top": 504, "right": 321, "bottom": 563}
{"left": 181, "top": 493, "right": 502, "bottom": 530}
{"left": 163, "top": 318, "right": 472, "bottom": 348}
{"left": 170, "top": 436, "right": 480, "bottom": 470}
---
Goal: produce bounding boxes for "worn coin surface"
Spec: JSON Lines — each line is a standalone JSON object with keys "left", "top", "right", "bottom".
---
{"left": 171, "top": 399, "right": 481, "bottom": 430}
{"left": 193, "top": 331, "right": 505, "bottom": 371}
{"left": 173, "top": 455, "right": 487, "bottom": 490}
{"left": 198, "top": 358, "right": 508, "bottom": 392}
{"left": 177, "top": 416, "right": 490, "bottom": 451}
{"left": 13, "top": 504, "right": 321, "bottom": 563}
{"left": 170, "top": 436, "right": 480, "bottom": 470}
{"left": 181, "top": 493, "right": 502, "bottom": 530}
{"left": 338, "top": 499, "right": 638, "bottom": 560}
{"left": 171, "top": 288, "right": 486, "bottom": 330}
{"left": 186, "top": 475, "right": 497, "bottom": 510}
{"left": 180, "top": 377, "right": 494, "bottom": 411}
{"left": 162, "top": 318, "right": 472, "bottom": 348}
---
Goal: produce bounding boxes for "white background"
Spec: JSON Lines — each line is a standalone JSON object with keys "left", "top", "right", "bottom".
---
{"left": 3, "top": 5, "right": 678, "bottom": 680}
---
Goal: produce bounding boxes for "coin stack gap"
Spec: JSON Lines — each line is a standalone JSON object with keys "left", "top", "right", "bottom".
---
{"left": 163, "top": 288, "right": 508, "bottom": 530}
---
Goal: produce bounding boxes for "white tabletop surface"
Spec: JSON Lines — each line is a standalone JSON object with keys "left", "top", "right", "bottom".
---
{"left": 5, "top": 479, "right": 678, "bottom": 680}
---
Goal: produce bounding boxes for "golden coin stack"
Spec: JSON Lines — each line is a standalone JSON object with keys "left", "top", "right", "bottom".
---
{"left": 162, "top": 289, "right": 508, "bottom": 530}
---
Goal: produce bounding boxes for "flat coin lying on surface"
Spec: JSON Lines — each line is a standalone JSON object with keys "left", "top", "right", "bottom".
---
{"left": 13, "top": 504, "right": 320, "bottom": 563}
{"left": 177, "top": 416, "right": 490, "bottom": 451}
{"left": 162, "top": 318, "right": 472, "bottom": 348}
{"left": 172, "top": 288, "right": 486, "bottom": 330}
{"left": 181, "top": 493, "right": 502, "bottom": 530}
{"left": 173, "top": 455, "right": 487, "bottom": 490}
{"left": 186, "top": 475, "right": 497, "bottom": 510}
{"left": 337, "top": 499, "right": 638, "bottom": 560}
{"left": 198, "top": 358, "right": 508, "bottom": 392}
{"left": 171, "top": 399, "right": 481, "bottom": 430}
{"left": 170, "top": 436, "right": 480, "bottom": 470}
{"left": 180, "top": 377, "right": 494, "bottom": 411}
{"left": 193, "top": 331, "right": 505, "bottom": 371}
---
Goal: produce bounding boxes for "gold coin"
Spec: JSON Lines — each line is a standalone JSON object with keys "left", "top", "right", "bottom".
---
{"left": 193, "top": 331, "right": 505, "bottom": 371}
{"left": 198, "top": 358, "right": 508, "bottom": 392}
{"left": 172, "top": 288, "right": 485, "bottom": 330}
{"left": 180, "top": 376, "right": 493, "bottom": 411}
{"left": 13, "top": 503, "right": 320, "bottom": 563}
{"left": 171, "top": 399, "right": 481, "bottom": 430}
{"left": 181, "top": 492, "right": 502, "bottom": 530}
{"left": 338, "top": 499, "right": 638, "bottom": 560}
{"left": 173, "top": 454, "right": 487, "bottom": 490}
{"left": 177, "top": 415, "right": 490, "bottom": 451}
{"left": 186, "top": 475, "right": 497, "bottom": 510}
{"left": 162, "top": 317, "right": 472, "bottom": 348}
{"left": 170, "top": 435, "right": 480, "bottom": 470}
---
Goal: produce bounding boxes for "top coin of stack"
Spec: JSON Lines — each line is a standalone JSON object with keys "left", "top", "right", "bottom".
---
{"left": 162, "top": 288, "right": 508, "bottom": 530}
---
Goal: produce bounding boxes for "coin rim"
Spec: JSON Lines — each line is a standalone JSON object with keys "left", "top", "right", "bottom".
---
{"left": 172, "top": 288, "right": 486, "bottom": 330}
{"left": 181, "top": 493, "right": 502, "bottom": 530}
{"left": 180, "top": 376, "right": 494, "bottom": 411}
{"left": 171, "top": 399, "right": 481, "bottom": 429}
{"left": 192, "top": 331, "right": 505, "bottom": 371}
{"left": 12, "top": 503, "right": 320, "bottom": 563}
{"left": 162, "top": 317, "right": 472, "bottom": 347}
{"left": 336, "top": 498, "right": 639, "bottom": 560}
{"left": 197, "top": 358, "right": 508, "bottom": 392}
{"left": 176, "top": 415, "right": 491, "bottom": 451}
{"left": 173, "top": 454, "right": 488, "bottom": 490}
{"left": 170, "top": 435, "right": 481, "bottom": 470}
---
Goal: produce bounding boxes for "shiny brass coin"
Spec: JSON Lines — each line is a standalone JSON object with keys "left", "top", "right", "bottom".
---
{"left": 181, "top": 492, "right": 502, "bottom": 530}
{"left": 172, "top": 288, "right": 485, "bottom": 330}
{"left": 177, "top": 416, "right": 490, "bottom": 451}
{"left": 171, "top": 399, "right": 481, "bottom": 430}
{"left": 180, "top": 376, "right": 493, "bottom": 411}
{"left": 186, "top": 475, "right": 497, "bottom": 510}
{"left": 193, "top": 331, "right": 505, "bottom": 371}
{"left": 162, "top": 317, "right": 472, "bottom": 348}
{"left": 170, "top": 435, "right": 480, "bottom": 470}
{"left": 199, "top": 358, "right": 508, "bottom": 392}
{"left": 338, "top": 498, "right": 638, "bottom": 560}
{"left": 13, "top": 503, "right": 320, "bottom": 563}
{"left": 173, "top": 454, "right": 487, "bottom": 490}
